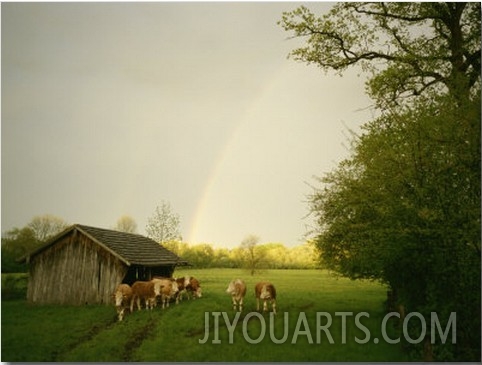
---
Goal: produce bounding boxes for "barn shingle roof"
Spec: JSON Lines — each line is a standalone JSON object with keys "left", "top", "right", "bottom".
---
{"left": 24, "top": 224, "right": 188, "bottom": 267}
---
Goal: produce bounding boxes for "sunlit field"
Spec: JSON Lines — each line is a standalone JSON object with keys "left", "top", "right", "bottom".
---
{"left": 2, "top": 269, "right": 409, "bottom": 362}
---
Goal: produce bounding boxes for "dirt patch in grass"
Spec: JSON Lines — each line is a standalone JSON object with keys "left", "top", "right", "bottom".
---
{"left": 52, "top": 315, "right": 118, "bottom": 361}
{"left": 122, "top": 319, "right": 157, "bottom": 361}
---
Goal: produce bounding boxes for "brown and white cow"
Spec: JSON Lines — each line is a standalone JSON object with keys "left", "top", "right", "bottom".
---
{"left": 173, "top": 277, "right": 190, "bottom": 304}
{"left": 255, "top": 282, "right": 276, "bottom": 314}
{"left": 152, "top": 278, "right": 179, "bottom": 309}
{"left": 186, "top": 276, "right": 202, "bottom": 299}
{"left": 114, "top": 283, "right": 133, "bottom": 321}
{"left": 130, "top": 280, "right": 161, "bottom": 312}
{"left": 226, "top": 279, "right": 247, "bottom": 312}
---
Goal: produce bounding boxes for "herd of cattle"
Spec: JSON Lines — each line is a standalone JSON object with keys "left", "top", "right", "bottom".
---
{"left": 113, "top": 276, "right": 202, "bottom": 321}
{"left": 113, "top": 276, "right": 276, "bottom": 321}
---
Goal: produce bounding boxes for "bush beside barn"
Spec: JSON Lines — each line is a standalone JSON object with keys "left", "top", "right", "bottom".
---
{"left": 21, "top": 224, "right": 188, "bottom": 305}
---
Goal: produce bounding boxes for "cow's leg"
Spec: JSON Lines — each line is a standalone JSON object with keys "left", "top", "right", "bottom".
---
{"left": 130, "top": 297, "right": 135, "bottom": 313}
{"left": 256, "top": 297, "right": 260, "bottom": 311}
{"left": 232, "top": 296, "right": 237, "bottom": 311}
{"left": 137, "top": 297, "right": 142, "bottom": 311}
{"left": 118, "top": 308, "right": 125, "bottom": 321}
{"left": 263, "top": 299, "right": 268, "bottom": 312}
{"left": 239, "top": 298, "right": 244, "bottom": 312}
{"left": 272, "top": 299, "right": 277, "bottom": 314}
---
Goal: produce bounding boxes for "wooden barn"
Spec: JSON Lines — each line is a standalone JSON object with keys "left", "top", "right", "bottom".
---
{"left": 22, "top": 224, "right": 188, "bottom": 305}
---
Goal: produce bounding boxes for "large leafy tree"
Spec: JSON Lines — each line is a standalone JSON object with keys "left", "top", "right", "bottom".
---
{"left": 280, "top": 2, "right": 480, "bottom": 361}
{"left": 312, "top": 93, "right": 480, "bottom": 361}
{"left": 280, "top": 2, "right": 480, "bottom": 106}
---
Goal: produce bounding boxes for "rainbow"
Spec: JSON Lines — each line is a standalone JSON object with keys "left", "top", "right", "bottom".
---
{"left": 187, "top": 61, "right": 291, "bottom": 244}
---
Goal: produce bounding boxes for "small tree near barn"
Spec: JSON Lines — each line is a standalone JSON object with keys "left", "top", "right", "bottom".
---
{"left": 114, "top": 215, "right": 138, "bottom": 234}
{"left": 28, "top": 214, "right": 69, "bottom": 242}
{"left": 145, "top": 201, "right": 182, "bottom": 245}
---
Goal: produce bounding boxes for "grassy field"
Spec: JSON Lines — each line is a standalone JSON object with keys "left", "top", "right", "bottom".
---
{"left": 1, "top": 269, "right": 409, "bottom": 362}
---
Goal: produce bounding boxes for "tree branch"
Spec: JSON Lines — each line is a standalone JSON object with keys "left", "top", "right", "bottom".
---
{"left": 350, "top": 2, "right": 443, "bottom": 23}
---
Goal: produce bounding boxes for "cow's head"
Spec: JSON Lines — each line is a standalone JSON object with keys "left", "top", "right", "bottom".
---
{"left": 226, "top": 280, "right": 236, "bottom": 295}
{"left": 115, "top": 291, "right": 126, "bottom": 307}
{"left": 170, "top": 281, "right": 179, "bottom": 296}
{"left": 260, "top": 285, "right": 271, "bottom": 300}
{"left": 194, "top": 287, "right": 202, "bottom": 298}
{"left": 150, "top": 280, "right": 160, "bottom": 297}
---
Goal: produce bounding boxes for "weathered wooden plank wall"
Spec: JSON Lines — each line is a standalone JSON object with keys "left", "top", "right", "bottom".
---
{"left": 27, "top": 231, "right": 127, "bottom": 305}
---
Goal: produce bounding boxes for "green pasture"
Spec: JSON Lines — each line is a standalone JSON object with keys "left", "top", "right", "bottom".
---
{"left": 1, "top": 269, "right": 409, "bottom": 362}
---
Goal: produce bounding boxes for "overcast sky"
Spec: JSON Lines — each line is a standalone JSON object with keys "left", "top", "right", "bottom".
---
{"left": 2, "top": 2, "right": 374, "bottom": 248}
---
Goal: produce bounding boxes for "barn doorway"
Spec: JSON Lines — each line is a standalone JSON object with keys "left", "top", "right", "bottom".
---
{"left": 122, "top": 265, "right": 175, "bottom": 285}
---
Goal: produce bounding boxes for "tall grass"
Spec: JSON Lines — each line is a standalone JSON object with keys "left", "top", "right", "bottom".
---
{"left": 1, "top": 269, "right": 409, "bottom": 362}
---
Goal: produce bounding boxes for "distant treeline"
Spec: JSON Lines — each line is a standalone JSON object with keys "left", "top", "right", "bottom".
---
{"left": 164, "top": 241, "right": 319, "bottom": 270}
{"left": 1, "top": 221, "right": 319, "bottom": 273}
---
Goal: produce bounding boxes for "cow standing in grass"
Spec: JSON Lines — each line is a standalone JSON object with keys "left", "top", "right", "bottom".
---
{"left": 173, "top": 277, "right": 190, "bottom": 304}
{"left": 152, "top": 278, "right": 179, "bottom": 309}
{"left": 114, "top": 284, "right": 133, "bottom": 321}
{"left": 186, "top": 277, "right": 202, "bottom": 299}
{"left": 255, "top": 282, "right": 277, "bottom": 314}
{"left": 226, "top": 279, "right": 247, "bottom": 312}
{"left": 130, "top": 280, "right": 162, "bottom": 311}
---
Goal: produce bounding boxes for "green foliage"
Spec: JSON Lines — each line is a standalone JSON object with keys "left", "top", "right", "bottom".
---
{"left": 2, "top": 215, "right": 70, "bottom": 273}
{"left": 311, "top": 93, "right": 480, "bottom": 361}
{"left": 1, "top": 273, "right": 28, "bottom": 300}
{"left": 1, "top": 227, "right": 40, "bottom": 273}
{"left": 180, "top": 243, "right": 216, "bottom": 268}
{"left": 279, "top": 3, "right": 481, "bottom": 107}
{"left": 175, "top": 241, "right": 318, "bottom": 270}
{"left": 281, "top": 2, "right": 481, "bottom": 361}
